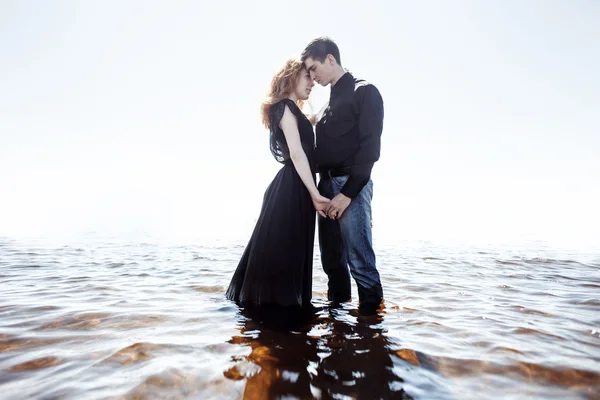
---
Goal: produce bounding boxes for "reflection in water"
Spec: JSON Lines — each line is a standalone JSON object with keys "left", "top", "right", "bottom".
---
{"left": 2, "top": 238, "right": 600, "bottom": 398}
{"left": 225, "top": 301, "right": 415, "bottom": 399}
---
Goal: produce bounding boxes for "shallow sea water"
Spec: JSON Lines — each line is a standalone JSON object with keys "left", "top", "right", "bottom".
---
{"left": 1, "top": 235, "right": 599, "bottom": 399}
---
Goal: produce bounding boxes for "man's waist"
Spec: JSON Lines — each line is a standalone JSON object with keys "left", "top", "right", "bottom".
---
{"left": 318, "top": 166, "right": 351, "bottom": 178}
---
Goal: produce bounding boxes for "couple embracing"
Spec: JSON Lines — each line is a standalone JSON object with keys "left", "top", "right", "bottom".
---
{"left": 225, "top": 37, "right": 385, "bottom": 316}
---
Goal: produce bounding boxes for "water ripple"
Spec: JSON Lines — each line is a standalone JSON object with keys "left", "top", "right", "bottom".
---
{"left": 0, "top": 236, "right": 598, "bottom": 399}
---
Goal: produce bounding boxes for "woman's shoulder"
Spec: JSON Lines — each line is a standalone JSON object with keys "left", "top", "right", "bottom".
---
{"left": 270, "top": 98, "right": 300, "bottom": 121}
{"left": 272, "top": 98, "right": 298, "bottom": 110}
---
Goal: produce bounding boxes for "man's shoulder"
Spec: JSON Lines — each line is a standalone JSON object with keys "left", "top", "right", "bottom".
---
{"left": 352, "top": 77, "right": 380, "bottom": 95}
{"left": 350, "top": 77, "right": 382, "bottom": 105}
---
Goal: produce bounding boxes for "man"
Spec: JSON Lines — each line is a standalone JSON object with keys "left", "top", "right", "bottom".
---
{"left": 301, "top": 37, "right": 384, "bottom": 314}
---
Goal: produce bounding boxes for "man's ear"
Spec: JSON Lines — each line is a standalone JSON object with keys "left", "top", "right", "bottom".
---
{"left": 327, "top": 54, "right": 336, "bottom": 65}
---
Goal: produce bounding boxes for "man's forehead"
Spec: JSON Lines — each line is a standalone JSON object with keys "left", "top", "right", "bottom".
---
{"left": 305, "top": 57, "right": 319, "bottom": 68}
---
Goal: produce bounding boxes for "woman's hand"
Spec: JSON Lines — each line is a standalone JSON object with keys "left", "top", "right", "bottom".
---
{"left": 311, "top": 194, "right": 330, "bottom": 218}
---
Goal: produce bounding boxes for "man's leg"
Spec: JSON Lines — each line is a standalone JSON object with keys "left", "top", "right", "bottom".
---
{"left": 337, "top": 178, "right": 383, "bottom": 312}
{"left": 318, "top": 177, "right": 351, "bottom": 302}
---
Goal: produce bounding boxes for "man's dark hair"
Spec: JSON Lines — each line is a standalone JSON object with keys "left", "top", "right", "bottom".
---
{"left": 301, "top": 36, "right": 342, "bottom": 66}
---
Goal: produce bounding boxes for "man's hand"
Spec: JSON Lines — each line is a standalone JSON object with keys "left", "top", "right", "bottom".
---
{"left": 326, "top": 193, "right": 351, "bottom": 220}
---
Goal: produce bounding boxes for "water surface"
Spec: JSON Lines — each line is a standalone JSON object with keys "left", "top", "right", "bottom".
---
{"left": 0, "top": 236, "right": 598, "bottom": 399}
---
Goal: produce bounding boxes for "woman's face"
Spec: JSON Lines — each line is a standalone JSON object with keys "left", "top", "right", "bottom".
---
{"left": 294, "top": 68, "right": 314, "bottom": 100}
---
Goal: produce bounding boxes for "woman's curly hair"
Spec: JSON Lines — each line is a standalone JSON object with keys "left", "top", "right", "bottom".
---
{"left": 261, "top": 59, "right": 305, "bottom": 129}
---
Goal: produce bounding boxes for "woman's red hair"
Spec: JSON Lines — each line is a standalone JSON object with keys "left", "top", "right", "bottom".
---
{"left": 261, "top": 59, "right": 305, "bottom": 129}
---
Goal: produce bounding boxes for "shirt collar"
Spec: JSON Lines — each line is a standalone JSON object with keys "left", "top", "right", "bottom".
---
{"left": 330, "top": 71, "right": 354, "bottom": 98}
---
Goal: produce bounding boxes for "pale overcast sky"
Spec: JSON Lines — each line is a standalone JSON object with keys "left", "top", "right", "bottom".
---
{"left": 1, "top": 0, "right": 598, "bottom": 246}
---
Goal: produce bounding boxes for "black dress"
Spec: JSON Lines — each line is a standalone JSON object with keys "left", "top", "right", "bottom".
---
{"left": 225, "top": 98, "right": 316, "bottom": 309}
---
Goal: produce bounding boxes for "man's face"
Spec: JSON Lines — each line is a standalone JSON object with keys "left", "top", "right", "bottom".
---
{"left": 304, "top": 56, "right": 332, "bottom": 87}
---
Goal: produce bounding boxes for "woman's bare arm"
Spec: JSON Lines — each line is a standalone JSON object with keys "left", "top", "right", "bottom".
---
{"left": 279, "top": 105, "right": 329, "bottom": 217}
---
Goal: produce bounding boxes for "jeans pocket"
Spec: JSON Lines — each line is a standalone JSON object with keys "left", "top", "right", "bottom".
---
{"left": 331, "top": 175, "right": 349, "bottom": 186}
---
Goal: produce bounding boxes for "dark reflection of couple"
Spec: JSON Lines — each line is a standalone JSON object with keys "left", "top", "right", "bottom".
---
{"left": 224, "top": 303, "right": 414, "bottom": 400}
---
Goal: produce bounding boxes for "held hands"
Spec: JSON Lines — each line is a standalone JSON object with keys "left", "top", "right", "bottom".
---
{"left": 325, "top": 193, "right": 351, "bottom": 220}
{"left": 311, "top": 192, "right": 351, "bottom": 220}
{"left": 311, "top": 194, "right": 330, "bottom": 218}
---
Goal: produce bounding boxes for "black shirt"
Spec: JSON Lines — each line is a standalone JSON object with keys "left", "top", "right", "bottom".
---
{"left": 315, "top": 72, "right": 384, "bottom": 199}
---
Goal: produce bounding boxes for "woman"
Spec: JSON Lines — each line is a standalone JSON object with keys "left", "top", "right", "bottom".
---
{"left": 225, "top": 59, "right": 329, "bottom": 310}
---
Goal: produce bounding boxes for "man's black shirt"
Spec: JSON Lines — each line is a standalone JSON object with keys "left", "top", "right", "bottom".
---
{"left": 315, "top": 72, "right": 384, "bottom": 199}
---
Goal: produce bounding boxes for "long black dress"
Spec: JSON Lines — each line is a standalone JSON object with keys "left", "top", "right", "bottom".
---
{"left": 225, "top": 98, "right": 316, "bottom": 309}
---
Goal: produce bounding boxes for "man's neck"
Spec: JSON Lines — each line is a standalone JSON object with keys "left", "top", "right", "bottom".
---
{"left": 330, "top": 65, "right": 347, "bottom": 86}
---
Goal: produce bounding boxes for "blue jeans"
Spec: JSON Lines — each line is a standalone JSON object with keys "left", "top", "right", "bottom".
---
{"left": 318, "top": 175, "right": 383, "bottom": 310}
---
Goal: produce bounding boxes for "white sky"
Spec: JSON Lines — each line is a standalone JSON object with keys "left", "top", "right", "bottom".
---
{"left": 1, "top": 0, "right": 599, "bottom": 246}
